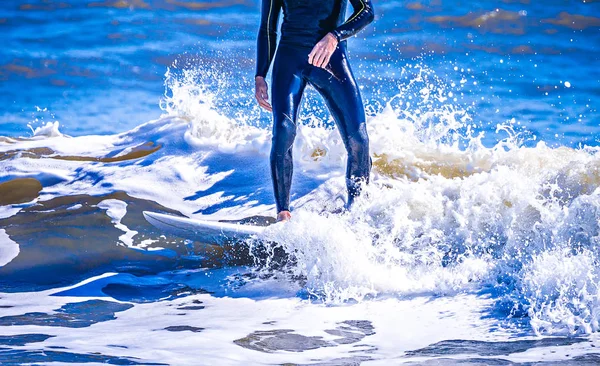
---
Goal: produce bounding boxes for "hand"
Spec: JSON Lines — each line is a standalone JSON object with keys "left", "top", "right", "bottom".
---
{"left": 255, "top": 76, "right": 272, "bottom": 112}
{"left": 308, "top": 32, "right": 338, "bottom": 69}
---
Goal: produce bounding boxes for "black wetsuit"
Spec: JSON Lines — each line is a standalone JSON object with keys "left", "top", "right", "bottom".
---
{"left": 256, "top": 0, "right": 375, "bottom": 213}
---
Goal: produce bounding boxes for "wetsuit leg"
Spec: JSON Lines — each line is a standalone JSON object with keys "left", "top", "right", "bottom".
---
{"left": 306, "top": 43, "right": 371, "bottom": 207}
{"left": 270, "top": 46, "right": 308, "bottom": 213}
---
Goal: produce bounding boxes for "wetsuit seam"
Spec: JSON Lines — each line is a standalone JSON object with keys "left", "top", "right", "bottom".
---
{"left": 267, "top": 0, "right": 274, "bottom": 66}
{"left": 344, "top": 0, "right": 365, "bottom": 25}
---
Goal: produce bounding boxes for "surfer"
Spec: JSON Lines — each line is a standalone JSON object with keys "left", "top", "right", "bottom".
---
{"left": 255, "top": 0, "right": 375, "bottom": 222}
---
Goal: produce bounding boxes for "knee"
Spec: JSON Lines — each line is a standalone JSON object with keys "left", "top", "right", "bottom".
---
{"left": 271, "top": 118, "right": 296, "bottom": 157}
{"left": 346, "top": 124, "right": 369, "bottom": 154}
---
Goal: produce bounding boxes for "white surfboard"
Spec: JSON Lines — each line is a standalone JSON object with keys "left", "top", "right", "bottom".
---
{"left": 143, "top": 211, "right": 267, "bottom": 245}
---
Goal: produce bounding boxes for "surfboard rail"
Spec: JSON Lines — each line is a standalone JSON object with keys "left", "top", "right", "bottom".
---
{"left": 143, "top": 211, "right": 265, "bottom": 246}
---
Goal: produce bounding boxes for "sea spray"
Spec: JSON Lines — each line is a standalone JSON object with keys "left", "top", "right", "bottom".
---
{"left": 147, "top": 61, "right": 600, "bottom": 334}
{"left": 3, "top": 60, "right": 600, "bottom": 336}
{"left": 519, "top": 247, "right": 600, "bottom": 335}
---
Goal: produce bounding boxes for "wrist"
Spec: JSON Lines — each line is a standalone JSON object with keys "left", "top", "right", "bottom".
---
{"left": 328, "top": 31, "right": 341, "bottom": 44}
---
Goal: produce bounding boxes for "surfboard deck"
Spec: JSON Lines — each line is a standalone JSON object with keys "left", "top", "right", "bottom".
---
{"left": 143, "top": 211, "right": 268, "bottom": 246}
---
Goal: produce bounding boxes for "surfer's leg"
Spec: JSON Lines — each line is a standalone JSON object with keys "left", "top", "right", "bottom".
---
{"left": 270, "top": 46, "right": 307, "bottom": 216}
{"left": 306, "top": 43, "right": 371, "bottom": 208}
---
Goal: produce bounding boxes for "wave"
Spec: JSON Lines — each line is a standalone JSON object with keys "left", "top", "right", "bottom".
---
{"left": 1, "top": 62, "right": 600, "bottom": 336}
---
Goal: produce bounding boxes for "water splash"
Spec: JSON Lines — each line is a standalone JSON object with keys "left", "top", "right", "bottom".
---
{"left": 3, "top": 60, "right": 600, "bottom": 336}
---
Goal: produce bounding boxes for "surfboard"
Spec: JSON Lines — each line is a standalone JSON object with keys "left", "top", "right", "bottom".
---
{"left": 142, "top": 211, "right": 268, "bottom": 246}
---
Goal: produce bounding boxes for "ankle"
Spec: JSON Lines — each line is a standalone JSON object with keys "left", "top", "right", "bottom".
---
{"left": 277, "top": 210, "right": 292, "bottom": 222}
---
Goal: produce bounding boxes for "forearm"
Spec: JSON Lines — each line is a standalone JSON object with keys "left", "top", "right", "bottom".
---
{"left": 256, "top": 28, "right": 277, "bottom": 77}
{"left": 331, "top": 0, "right": 374, "bottom": 42}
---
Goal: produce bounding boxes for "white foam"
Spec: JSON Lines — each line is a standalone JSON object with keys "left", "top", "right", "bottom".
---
{"left": 1, "top": 64, "right": 600, "bottom": 337}
{"left": 520, "top": 247, "right": 600, "bottom": 335}
{"left": 0, "top": 277, "right": 597, "bottom": 365}
{"left": 0, "top": 206, "right": 22, "bottom": 219}
{"left": 97, "top": 199, "right": 138, "bottom": 247}
{"left": 0, "top": 229, "right": 19, "bottom": 267}
{"left": 32, "top": 121, "right": 63, "bottom": 138}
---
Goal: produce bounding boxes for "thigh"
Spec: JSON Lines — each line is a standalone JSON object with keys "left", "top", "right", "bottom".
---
{"left": 271, "top": 46, "right": 307, "bottom": 128}
{"left": 306, "top": 44, "right": 366, "bottom": 140}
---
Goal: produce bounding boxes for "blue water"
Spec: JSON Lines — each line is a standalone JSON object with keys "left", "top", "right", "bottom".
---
{"left": 1, "top": 0, "right": 598, "bottom": 144}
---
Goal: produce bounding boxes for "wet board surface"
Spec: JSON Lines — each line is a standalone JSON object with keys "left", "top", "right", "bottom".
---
{"left": 143, "top": 211, "right": 267, "bottom": 245}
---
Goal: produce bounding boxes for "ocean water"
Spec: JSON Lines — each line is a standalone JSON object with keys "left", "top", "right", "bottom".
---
{"left": 1, "top": 0, "right": 600, "bottom": 364}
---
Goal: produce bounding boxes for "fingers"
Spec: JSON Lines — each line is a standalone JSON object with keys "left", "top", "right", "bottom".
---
{"left": 315, "top": 49, "right": 330, "bottom": 68}
{"left": 321, "top": 53, "right": 332, "bottom": 69}
{"left": 255, "top": 77, "right": 272, "bottom": 111}
{"left": 308, "top": 34, "right": 339, "bottom": 68}
{"left": 308, "top": 44, "right": 332, "bottom": 68}
{"left": 314, "top": 49, "right": 324, "bottom": 68}
{"left": 261, "top": 98, "right": 272, "bottom": 112}
{"left": 309, "top": 46, "right": 323, "bottom": 67}
{"left": 317, "top": 50, "right": 329, "bottom": 68}
{"left": 255, "top": 78, "right": 272, "bottom": 112}
{"left": 256, "top": 93, "right": 272, "bottom": 111}
{"left": 255, "top": 88, "right": 272, "bottom": 111}
{"left": 257, "top": 97, "right": 272, "bottom": 111}
{"left": 308, "top": 47, "right": 316, "bottom": 65}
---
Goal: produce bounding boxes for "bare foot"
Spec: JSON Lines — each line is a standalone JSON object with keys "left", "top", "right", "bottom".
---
{"left": 277, "top": 210, "right": 292, "bottom": 222}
